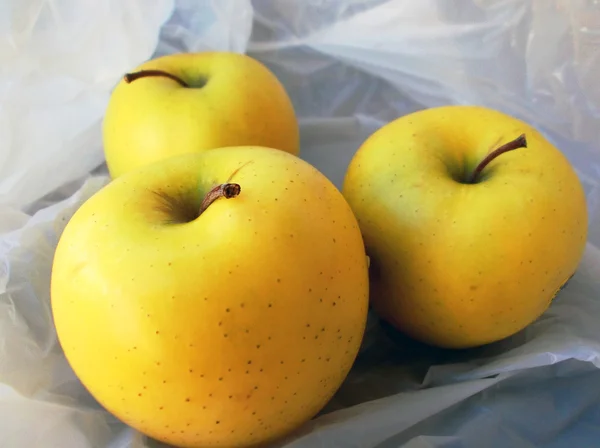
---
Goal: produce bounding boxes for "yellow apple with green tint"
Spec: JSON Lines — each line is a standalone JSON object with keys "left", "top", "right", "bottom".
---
{"left": 51, "top": 146, "right": 369, "bottom": 448}
{"left": 102, "top": 51, "right": 299, "bottom": 179}
{"left": 342, "top": 105, "right": 588, "bottom": 349}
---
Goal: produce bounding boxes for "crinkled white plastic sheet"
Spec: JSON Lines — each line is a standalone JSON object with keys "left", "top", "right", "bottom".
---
{"left": 2, "top": 1, "right": 600, "bottom": 447}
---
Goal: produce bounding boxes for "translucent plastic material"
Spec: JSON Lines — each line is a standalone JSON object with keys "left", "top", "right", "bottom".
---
{"left": 1, "top": 1, "right": 599, "bottom": 447}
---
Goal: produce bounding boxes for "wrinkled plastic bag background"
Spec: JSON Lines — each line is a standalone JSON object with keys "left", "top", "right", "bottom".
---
{"left": 1, "top": 0, "right": 600, "bottom": 447}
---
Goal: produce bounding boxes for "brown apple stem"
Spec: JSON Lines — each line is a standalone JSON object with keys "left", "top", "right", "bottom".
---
{"left": 467, "top": 134, "right": 527, "bottom": 183}
{"left": 199, "top": 183, "right": 241, "bottom": 215}
{"left": 123, "top": 70, "right": 189, "bottom": 88}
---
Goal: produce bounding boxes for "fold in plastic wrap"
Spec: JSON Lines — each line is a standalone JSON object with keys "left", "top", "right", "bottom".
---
{"left": 1, "top": 1, "right": 599, "bottom": 447}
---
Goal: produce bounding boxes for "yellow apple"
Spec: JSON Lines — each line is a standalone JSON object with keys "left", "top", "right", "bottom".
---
{"left": 102, "top": 51, "right": 300, "bottom": 179}
{"left": 51, "top": 146, "right": 369, "bottom": 448}
{"left": 342, "top": 105, "right": 588, "bottom": 349}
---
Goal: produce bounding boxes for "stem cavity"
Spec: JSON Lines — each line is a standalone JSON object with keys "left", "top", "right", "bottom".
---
{"left": 199, "top": 183, "right": 241, "bottom": 215}
{"left": 467, "top": 134, "right": 527, "bottom": 184}
{"left": 123, "top": 70, "right": 189, "bottom": 88}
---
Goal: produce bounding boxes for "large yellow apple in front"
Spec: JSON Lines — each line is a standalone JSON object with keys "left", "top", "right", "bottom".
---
{"left": 102, "top": 51, "right": 300, "bottom": 178}
{"left": 51, "top": 146, "right": 369, "bottom": 448}
{"left": 342, "top": 105, "right": 588, "bottom": 349}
